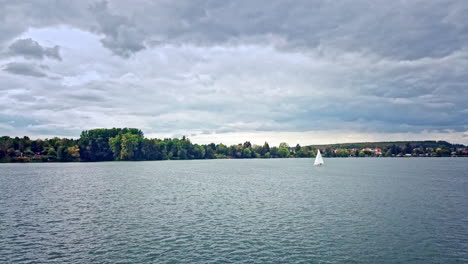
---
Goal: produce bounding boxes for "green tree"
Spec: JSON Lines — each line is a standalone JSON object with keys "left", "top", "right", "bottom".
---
{"left": 295, "top": 144, "right": 301, "bottom": 153}
{"left": 193, "top": 144, "right": 206, "bottom": 159}
{"left": 178, "top": 149, "right": 188, "bottom": 160}
{"left": 270, "top": 146, "right": 279, "bottom": 157}
{"left": 205, "top": 146, "right": 215, "bottom": 159}
{"left": 297, "top": 147, "right": 310, "bottom": 157}
{"left": 0, "top": 137, "right": 12, "bottom": 161}
{"left": 67, "top": 145, "right": 80, "bottom": 161}
{"left": 278, "top": 147, "right": 289, "bottom": 158}
{"left": 120, "top": 133, "right": 142, "bottom": 160}
{"left": 80, "top": 128, "right": 143, "bottom": 161}
{"left": 109, "top": 135, "right": 122, "bottom": 160}
{"left": 261, "top": 142, "right": 270, "bottom": 156}
{"left": 231, "top": 144, "right": 243, "bottom": 158}
{"left": 436, "top": 146, "right": 450, "bottom": 157}
{"left": 216, "top": 144, "right": 228, "bottom": 156}
{"left": 47, "top": 148, "right": 57, "bottom": 161}
{"left": 243, "top": 141, "right": 252, "bottom": 149}
{"left": 335, "top": 149, "right": 350, "bottom": 157}
{"left": 242, "top": 148, "right": 252, "bottom": 158}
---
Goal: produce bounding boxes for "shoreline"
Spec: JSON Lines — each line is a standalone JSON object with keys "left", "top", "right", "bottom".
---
{"left": 1, "top": 155, "right": 466, "bottom": 164}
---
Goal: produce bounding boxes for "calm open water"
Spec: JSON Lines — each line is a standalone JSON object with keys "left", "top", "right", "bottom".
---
{"left": 0, "top": 158, "right": 467, "bottom": 263}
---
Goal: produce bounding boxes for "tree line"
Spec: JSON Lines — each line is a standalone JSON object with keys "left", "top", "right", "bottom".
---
{"left": 0, "top": 128, "right": 466, "bottom": 162}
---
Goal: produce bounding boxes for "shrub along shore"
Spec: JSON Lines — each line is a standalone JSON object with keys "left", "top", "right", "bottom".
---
{"left": 1, "top": 128, "right": 466, "bottom": 162}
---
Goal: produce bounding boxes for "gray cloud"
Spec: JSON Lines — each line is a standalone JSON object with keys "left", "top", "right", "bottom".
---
{"left": 0, "top": 0, "right": 467, "bottom": 144}
{"left": 8, "top": 38, "right": 61, "bottom": 60}
{"left": 88, "top": 1, "right": 146, "bottom": 57}
{"left": 100, "top": 0, "right": 468, "bottom": 60}
{"left": 2, "top": 62, "right": 48, "bottom": 77}
{"left": 1, "top": 0, "right": 467, "bottom": 59}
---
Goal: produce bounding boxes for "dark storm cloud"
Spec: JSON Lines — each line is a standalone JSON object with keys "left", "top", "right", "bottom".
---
{"left": 102, "top": 0, "right": 468, "bottom": 59}
{"left": 2, "top": 62, "right": 48, "bottom": 77}
{"left": 8, "top": 38, "right": 61, "bottom": 60}
{"left": 88, "top": 1, "right": 146, "bottom": 57}
{"left": 1, "top": 0, "right": 467, "bottom": 59}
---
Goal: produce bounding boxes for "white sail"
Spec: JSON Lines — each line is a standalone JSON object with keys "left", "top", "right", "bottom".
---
{"left": 314, "top": 149, "right": 324, "bottom": 166}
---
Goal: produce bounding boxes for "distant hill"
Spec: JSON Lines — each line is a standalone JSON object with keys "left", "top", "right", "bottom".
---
{"left": 306, "top": 140, "right": 465, "bottom": 149}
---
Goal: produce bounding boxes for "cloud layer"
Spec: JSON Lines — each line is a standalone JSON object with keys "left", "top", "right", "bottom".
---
{"left": 2, "top": 62, "right": 49, "bottom": 77}
{"left": 0, "top": 0, "right": 467, "bottom": 144}
{"left": 8, "top": 38, "right": 61, "bottom": 60}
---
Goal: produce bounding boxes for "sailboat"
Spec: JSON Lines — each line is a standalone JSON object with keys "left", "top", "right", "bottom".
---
{"left": 314, "top": 149, "right": 324, "bottom": 166}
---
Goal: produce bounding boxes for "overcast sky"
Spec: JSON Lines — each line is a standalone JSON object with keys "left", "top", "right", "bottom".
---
{"left": 0, "top": 0, "right": 467, "bottom": 145}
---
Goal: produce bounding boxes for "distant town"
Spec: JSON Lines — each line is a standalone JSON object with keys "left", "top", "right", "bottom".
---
{"left": 306, "top": 141, "right": 468, "bottom": 158}
{"left": 1, "top": 128, "right": 467, "bottom": 163}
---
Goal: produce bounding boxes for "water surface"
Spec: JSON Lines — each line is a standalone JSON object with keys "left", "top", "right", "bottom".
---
{"left": 1, "top": 158, "right": 467, "bottom": 263}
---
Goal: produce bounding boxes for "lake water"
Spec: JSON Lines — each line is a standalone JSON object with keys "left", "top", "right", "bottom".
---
{"left": 0, "top": 158, "right": 467, "bottom": 263}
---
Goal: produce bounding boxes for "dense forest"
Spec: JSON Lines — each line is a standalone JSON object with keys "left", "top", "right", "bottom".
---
{"left": 1, "top": 128, "right": 467, "bottom": 162}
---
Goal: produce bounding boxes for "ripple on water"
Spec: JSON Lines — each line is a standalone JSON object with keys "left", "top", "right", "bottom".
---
{"left": 0, "top": 159, "right": 467, "bottom": 263}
